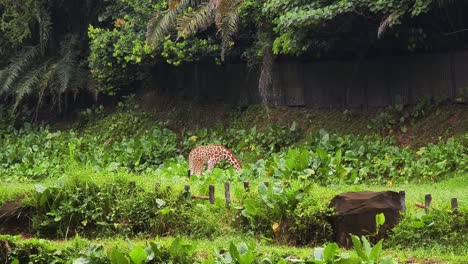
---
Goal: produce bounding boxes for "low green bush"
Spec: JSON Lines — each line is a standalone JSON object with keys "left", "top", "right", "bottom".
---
{"left": 235, "top": 181, "right": 334, "bottom": 245}
{"left": 25, "top": 173, "right": 226, "bottom": 239}
{"left": 249, "top": 130, "right": 466, "bottom": 184}
{"left": 388, "top": 210, "right": 468, "bottom": 253}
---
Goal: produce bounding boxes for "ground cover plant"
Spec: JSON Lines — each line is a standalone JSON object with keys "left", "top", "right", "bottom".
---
{"left": 0, "top": 100, "right": 467, "bottom": 263}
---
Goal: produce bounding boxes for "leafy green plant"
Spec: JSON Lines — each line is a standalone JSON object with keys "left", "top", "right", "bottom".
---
{"left": 309, "top": 242, "right": 354, "bottom": 264}
{"left": 182, "top": 123, "right": 300, "bottom": 163}
{"left": 368, "top": 99, "right": 445, "bottom": 134}
{"left": 388, "top": 210, "right": 468, "bottom": 252}
{"left": 0, "top": 234, "right": 89, "bottom": 264}
{"left": 228, "top": 241, "right": 256, "bottom": 264}
{"left": 78, "top": 237, "right": 197, "bottom": 264}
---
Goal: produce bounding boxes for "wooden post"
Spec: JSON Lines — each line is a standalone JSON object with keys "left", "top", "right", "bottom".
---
{"left": 264, "top": 181, "right": 270, "bottom": 187}
{"left": 225, "top": 182, "right": 231, "bottom": 208}
{"left": 209, "top": 185, "right": 215, "bottom": 204}
{"left": 184, "top": 185, "right": 191, "bottom": 199}
{"left": 187, "top": 169, "right": 191, "bottom": 179}
{"left": 451, "top": 198, "right": 458, "bottom": 213}
{"left": 425, "top": 194, "right": 432, "bottom": 214}
{"left": 399, "top": 191, "right": 406, "bottom": 214}
{"left": 243, "top": 181, "right": 250, "bottom": 192}
{"left": 129, "top": 181, "right": 136, "bottom": 191}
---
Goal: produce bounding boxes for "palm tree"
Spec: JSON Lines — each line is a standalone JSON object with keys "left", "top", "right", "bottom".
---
{"left": 0, "top": 0, "right": 102, "bottom": 119}
{"left": 146, "top": 0, "right": 244, "bottom": 60}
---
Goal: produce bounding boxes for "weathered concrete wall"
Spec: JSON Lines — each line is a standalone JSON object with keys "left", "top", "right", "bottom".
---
{"left": 151, "top": 51, "right": 468, "bottom": 108}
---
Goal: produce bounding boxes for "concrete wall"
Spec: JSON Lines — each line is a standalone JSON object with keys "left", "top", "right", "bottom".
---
{"left": 151, "top": 51, "right": 468, "bottom": 108}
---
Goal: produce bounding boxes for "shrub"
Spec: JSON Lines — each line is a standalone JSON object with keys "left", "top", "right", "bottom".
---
{"left": 388, "top": 210, "right": 468, "bottom": 253}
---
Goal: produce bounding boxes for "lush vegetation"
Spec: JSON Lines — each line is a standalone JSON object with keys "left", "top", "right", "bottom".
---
{"left": 1, "top": 0, "right": 468, "bottom": 262}
{"left": 0, "top": 101, "right": 467, "bottom": 263}
{"left": 1, "top": 0, "right": 467, "bottom": 110}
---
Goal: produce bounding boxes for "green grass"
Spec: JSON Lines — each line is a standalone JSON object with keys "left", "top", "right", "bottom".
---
{"left": 6, "top": 233, "right": 468, "bottom": 263}
{"left": 3, "top": 163, "right": 466, "bottom": 214}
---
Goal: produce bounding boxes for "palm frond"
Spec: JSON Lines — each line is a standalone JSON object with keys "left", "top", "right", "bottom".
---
{"left": 377, "top": 11, "right": 402, "bottom": 38}
{"left": 218, "top": 0, "right": 242, "bottom": 61}
{"left": 0, "top": 69, "right": 8, "bottom": 87}
{"left": 1, "top": 46, "right": 42, "bottom": 94}
{"left": 13, "top": 60, "right": 52, "bottom": 110}
{"left": 176, "top": 2, "right": 214, "bottom": 38}
{"left": 33, "top": 3, "right": 52, "bottom": 55}
{"left": 146, "top": 0, "right": 197, "bottom": 46}
{"left": 169, "top": 0, "right": 183, "bottom": 10}
{"left": 56, "top": 35, "right": 80, "bottom": 94}
{"left": 214, "top": 0, "right": 233, "bottom": 29}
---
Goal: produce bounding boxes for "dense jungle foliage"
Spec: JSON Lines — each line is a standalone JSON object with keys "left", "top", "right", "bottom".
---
{"left": 1, "top": 0, "right": 468, "bottom": 114}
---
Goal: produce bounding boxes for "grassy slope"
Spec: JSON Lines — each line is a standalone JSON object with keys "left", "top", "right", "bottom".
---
{"left": 148, "top": 103, "right": 468, "bottom": 147}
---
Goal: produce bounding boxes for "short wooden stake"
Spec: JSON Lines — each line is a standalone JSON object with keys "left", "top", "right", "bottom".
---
{"left": 399, "top": 191, "right": 406, "bottom": 214}
{"left": 187, "top": 169, "right": 191, "bottom": 179}
{"left": 243, "top": 181, "right": 250, "bottom": 192}
{"left": 209, "top": 185, "right": 215, "bottom": 204}
{"left": 129, "top": 181, "right": 136, "bottom": 191}
{"left": 184, "top": 185, "right": 191, "bottom": 199}
{"left": 451, "top": 198, "right": 458, "bottom": 213}
{"left": 225, "top": 182, "right": 231, "bottom": 208}
{"left": 425, "top": 194, "right": 432, "bottom": 214}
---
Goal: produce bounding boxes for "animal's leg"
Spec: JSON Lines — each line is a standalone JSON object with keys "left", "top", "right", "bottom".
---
{"left": 207, "top": 159, "right": 216, "bottom": 171}
{"left": 188, "top": 160, "right": 193, "bottom": 176}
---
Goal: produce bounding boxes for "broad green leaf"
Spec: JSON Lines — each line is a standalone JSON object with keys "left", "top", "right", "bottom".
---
{"left": 380, "top": 256, "right": 397, "bottom": 264}
{"left": 149, "top": 242, "right": 164, "bottom": 258}
{"left": 229, "top": 242, "right": 240, "bottom": 260}
{"left": 110, "top": 248, "right": 129, "bottom": 264}
{"left": 128, "top": 247, "right": 147, "bottom": 264}
{"left": 72, "top": 257, "right": 89, "bottom": 264}
{"left": 258, "top": 183, "right": 268, "bottom": 196}
{"left": 369, "top": 240, "right": 383, "bottom": 261}
{"left": 237, "top": 242, "right": 249, "bottom": 256}
{"left": 351, "top": 235, "right": 367, "bottom": 261}
{"left": 376, "top": 213, "right": 386, "bottom": 229}
{"left": 314, "top": 247, "right": 324, "bottom": 261}
{"left": 35, "top": 184, "right": 46, "bottom": 193}
{"left": 323, "top": 242, "right": 339, "bottom": 261}
{"left": 155, "top": 198, "right": 166, "bottom": 208}
{"left": 238, "top": 250, "right": 255, "bottom": 264}
{"left": 362, "top": 236, "right": 372, "bottom": 258}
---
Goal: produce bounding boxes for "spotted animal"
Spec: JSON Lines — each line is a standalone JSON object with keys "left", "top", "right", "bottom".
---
{"left": 188, "top": 144, "right": 242, "bottom": 176}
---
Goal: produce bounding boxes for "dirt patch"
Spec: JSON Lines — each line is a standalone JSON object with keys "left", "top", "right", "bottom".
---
{"left": 0, "top": 196, "right": 33, "bottom": 237}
